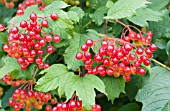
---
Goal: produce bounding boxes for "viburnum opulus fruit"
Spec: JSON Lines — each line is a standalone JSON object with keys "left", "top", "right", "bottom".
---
{"left": 76, "top": 30, "right": 157, "bottom": 82}
{"left": 3, "top": 12, "right": 60, "bottom": 70}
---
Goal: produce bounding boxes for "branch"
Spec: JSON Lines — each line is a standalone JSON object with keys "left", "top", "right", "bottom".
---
{"left": 152, "top": 59, "right": 170, "bottom": 71}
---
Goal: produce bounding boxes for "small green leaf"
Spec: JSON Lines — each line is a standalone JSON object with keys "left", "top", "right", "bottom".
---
{"left": 166, "top": 40, "right": 170, "bottom": 56}
{"left": 64, "top": 33, "right": 88, "bottom": 71}
{"left": 65, "top": 74, "right": 106, "bottom": 110}
{"left": 70, "top": 6, "right": 84, "bottom": 19}
{"left": 106, "top": 0, "right": 114, "bottom": 8}
{"left": 105, "top": 0, "right": 150, "bottom": 19}
{"left": 136, "top": 66, "right": 170, "bottom": 111}
{"left": 35, "top": 64, "right": 74, "bottom": 97}
{"left": 128, "top": 8, "right": 164, "bottom": 26}
{"left": 162, "top": 100, "right": 170, "bottom": 111}
{"left": 90, "top": 7, "right": 108, "bottom": 26}
{"left": 0, "top": 57, "right": 20, "bottom": 79}
{"left": 100, "top": 76, "right": 125, "bottom": 102}
{"left": 0, "top": 32, "right": 7, "bottom": 44}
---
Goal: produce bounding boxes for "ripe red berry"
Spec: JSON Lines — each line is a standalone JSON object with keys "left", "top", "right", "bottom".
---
{"left": 150, "top": 44, "right": 157, "bottom": 51}
{"left": 86, "top": 39, "right": 93, "bottom": 47}
{"left": 124, "top": 44, "right": 132, "bottom": 51}
{"left": 53, "top": 35, "right": 60, "bottom": 43}
{"left": 30, "top": 12, "right": 37, "bottom": 21}
{"left": 69, "top": 100, "right": 77, "bottom": 109}
{"left": 124, "top": 76, "right": 131, "bottom": 82}
{"left": 16, "top": 10, "right": 24, "bottom": 16}
{"left": 46, "top": 46, "right": 55, "bottom": 53}
{"left": 0, "top": 24, "right": 5, "bottom": 31}
{"left": 11, "top": 27, "right": 19, "bottom": 34}
{"left": 101, "top": 41, "right": 108, "bottom": 49}
{"left": 145, "top": 48, "right": 152, "bottom": 55}
{"left": 76, "top": 52, "right": 83, "bottom": 60}
{"left": 8, "top": 100, "right": 15, "bottom": 106}
{"left": 41, "top": 20, "right": 48, "bottom": 27}
{"left": 46, "top": 105, "right": 52, "bottom": 111}
{"left": 94, "top": 54, "right": 103, "bottom": 62}
{"left": 13, "top": 104, "right": 20, "bottom": 110}
{"left": 143, "top": 59, "right": 151, "bottom": 66}
{"left": 138, "top": 68, "right": 146, "bottom": 75}
{"left": 136, "top": 48, "right": 144, "bottom": 55}
{"left": 50, "top": 13, "right": 58, "bottom": 20}
{"left": 20, "top": 21, "right": 27, "bottom": 28}
{"left": 81, "top": 44, "right": 88, "bottom": 52}
{"left": 45, "top": 35, "right": 53, "bottom": 42}
{"left": 84, "top": 51, "right": 91, "bottom": 60}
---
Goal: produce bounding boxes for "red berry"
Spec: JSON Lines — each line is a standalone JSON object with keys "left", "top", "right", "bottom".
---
{"left": 81, "top": 44, "right": 88, "bottom": 52}
{"left": 20, "top": 21, "right": 27, "bottom": 28}
{"left": 50, "top": 13, "right": 58, "bottom": 20}
{"left": 45, "top": 35, "right": 53, "bottom": 42}
{"left": 101, "top": 41, "right": 108, "bottom": 49}
{"left": 143, "top": 59, "right": 150, "bottom": 66}
{"left": 13, "top": 104, "right": 20, "bottom": 110}
{"left": 150, "top": 44, "right": 157, "bottom": 51}
{"left": 8, "top": 100, "right": 15, "bottom": 106}
{"left": 94, "top": 54, "right": 103, "bottom": 62}
{"left": 138, "top": 68, "right": 146, "bottom": 75}
{"left": 53, "top": 35, "right": 60, "bottom": 43}
{"left": 107, "top": 68, "right": 114, "bottom": 76}
{"left": 84, "top": 51, "right": 91, "bottom": 60}
{"left": 46, "top": 105, "right": 52, "bottom": 111}
{"left": 3, "top": 44, "right": 10, "bottom": 52}
{"left": 136, "top": 48, "right": 144, "bottom": 55}
{"left": 36, "top": 57, "right": 42, "bottom": 64}
{"left": 76, "top": 52, "right": 83, "bottom": 60}
{"left": 124, "top": 44, "right": 132, "bottom": 51}
{"left": 30, "top": 12, "right": 37, "bottom": 21}
{"left": 11, "top": 27, "right": 19, "bottom": 34}
{"left": 0, "top": 24, "right": 5, "bottom": 31}
{"left": 47, "top": 46, "right": 55, "bottom": 53}
{"left": 16, "top": 10, "right": 24, "bottom": 16}
{"left": 69, "top": 100, "right": 77, "bottom": 109}
{"left": 124, "top": 76, "right": 131, "bottom": 82}
{"left": 44, "top": 64, "right": 50, "bottom": 69}
{"left": 145, "top": 48, "right": 152, "bottom": 55}
{"left": 41, "top": 20, "right": 48, "bottom": 27}
{"left": 147, "top": 31, "right": 153, "bottom": 36}
{"left": 86, "top": 39, "right": 93, "bottom": 47}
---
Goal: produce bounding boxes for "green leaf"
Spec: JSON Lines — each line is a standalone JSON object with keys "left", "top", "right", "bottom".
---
{"left": 0, "top": 32, "right": 7, "bottom": 44}
{"left": 53, "top": 39, "right": 70, "bottom": 48}
{"left": 166, "top": 40, "right": 170, "bottom": 56}
{"left": 128, "top": 8, "right": 164, "bottom": 26}
{"left": 136, "top": 66, "right": 170, "bottom": 111}
{"left": 10, "top": 64, "right": 36, "bottom": 79}
{"left": 35, "top": 64, "right": 74, "bottom": 97}
{"left": 147, "top": 0, "right": 169, "bottom": 11}
{"left": 118, "top": 103, "right": 141, "bottom": 111}
{"left": 43, "top": 1, "right": 70, "bottom": 12}
{"left": 43, "top": 0, "right": 53, "bottom": 5}
{"left": 70, "top": 6, "right": 84, "bottom": 19}
{"left": 90, "top": 7, "right": 108, "bottom": 26}
{"left": 0, "top": 57, "right": 20, "bottom": 79}
{"left": 65, "top": 74, "right": 106, "bottom": 110}
{"left": 67, "top": 11, "right": 79, "bottom": 23}
{"left": 105, "top": 0, "right": 150, "bottom": 19}
{"left": 100, "top": 76, "right": 125, "bottom": 102}
{"left": 64, "top": 33, "right": 88, "bottom": 71}
{"left": 156, "top": 39, "right": 168, "bottom": 49}
{"left": 162, "top": 100, "right": 170, "bottom": 111}
{"left": 106, "top": 0, "right": 114, "bottom": 8}
{"left": 149, "top": 16, "right": 170, "bottom": 42}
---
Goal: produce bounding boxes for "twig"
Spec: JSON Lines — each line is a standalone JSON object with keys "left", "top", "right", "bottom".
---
{"left": 152, "top": 59, "right": 170, "bottom": 71}
{"left": 104, "top": 20, "right": 108, "bottom": 34}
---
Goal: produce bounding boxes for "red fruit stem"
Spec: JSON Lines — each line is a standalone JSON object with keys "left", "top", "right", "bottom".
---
{"left": 151, "top": 59, "right": 170, "bottom": 71}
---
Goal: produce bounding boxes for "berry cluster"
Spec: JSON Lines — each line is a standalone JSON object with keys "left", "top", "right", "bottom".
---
{"left": 2, "top": 74, "right": 26, "bottom": 87}
{"left": 17, "top": 0, "right": 44, "bottom": 16}
{"left": 50, "top": 100, "right": 101, "bottom": 111}
{"left": 9, "top": 88, "right": 52, "bottom": 111}
{"left": 3, "top": 12, "right": 60, "bottom": 70}
{"left": 76, "top": 31, "right": 157, "bottom": 82}
{"left": 0, "top": 24, "right": 5, "bottom": 31}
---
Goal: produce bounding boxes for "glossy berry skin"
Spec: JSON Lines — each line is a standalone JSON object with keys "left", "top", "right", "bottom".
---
{"left": 53, "top": 35, "right": 60, "bottom": 43}
{"left": 136, "top": 48, "right": 144, "bottom": 55}
{"left": 46, "top": 46, "right": 55, "bottom": 53}
{"left": 30, "top": 12, "right": 37, "bottom": 21}
{"left": 81, "top": 44, "right": 88, "bottom": 52}
{"left": 20, "top": 21, "right": 27, "bottom": 28}
{"left": 150, "top": 44, "right": 157, "bottom": 51}
{"left": 16, "top": 10, "right": 24, "bottom": 16}
{"left": 50, "top": 13, "right": 58, "bottom": 20}
{"left": 41, "top": 20, "right": 48, "bottom": 27}
{"left": 124, "top": 44, "right": 132, "bottom": 51}
{"left": 138, "top": 68, "right": 146, "bottom": 75}
{"left": 76, "top": 52, "right": 83, "bottom": 60}
{"left": 86, "top": 39, "right": 93, "bottom": 47}
{"left": 8, "top": 100, "right": 15, "bottom": 106}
